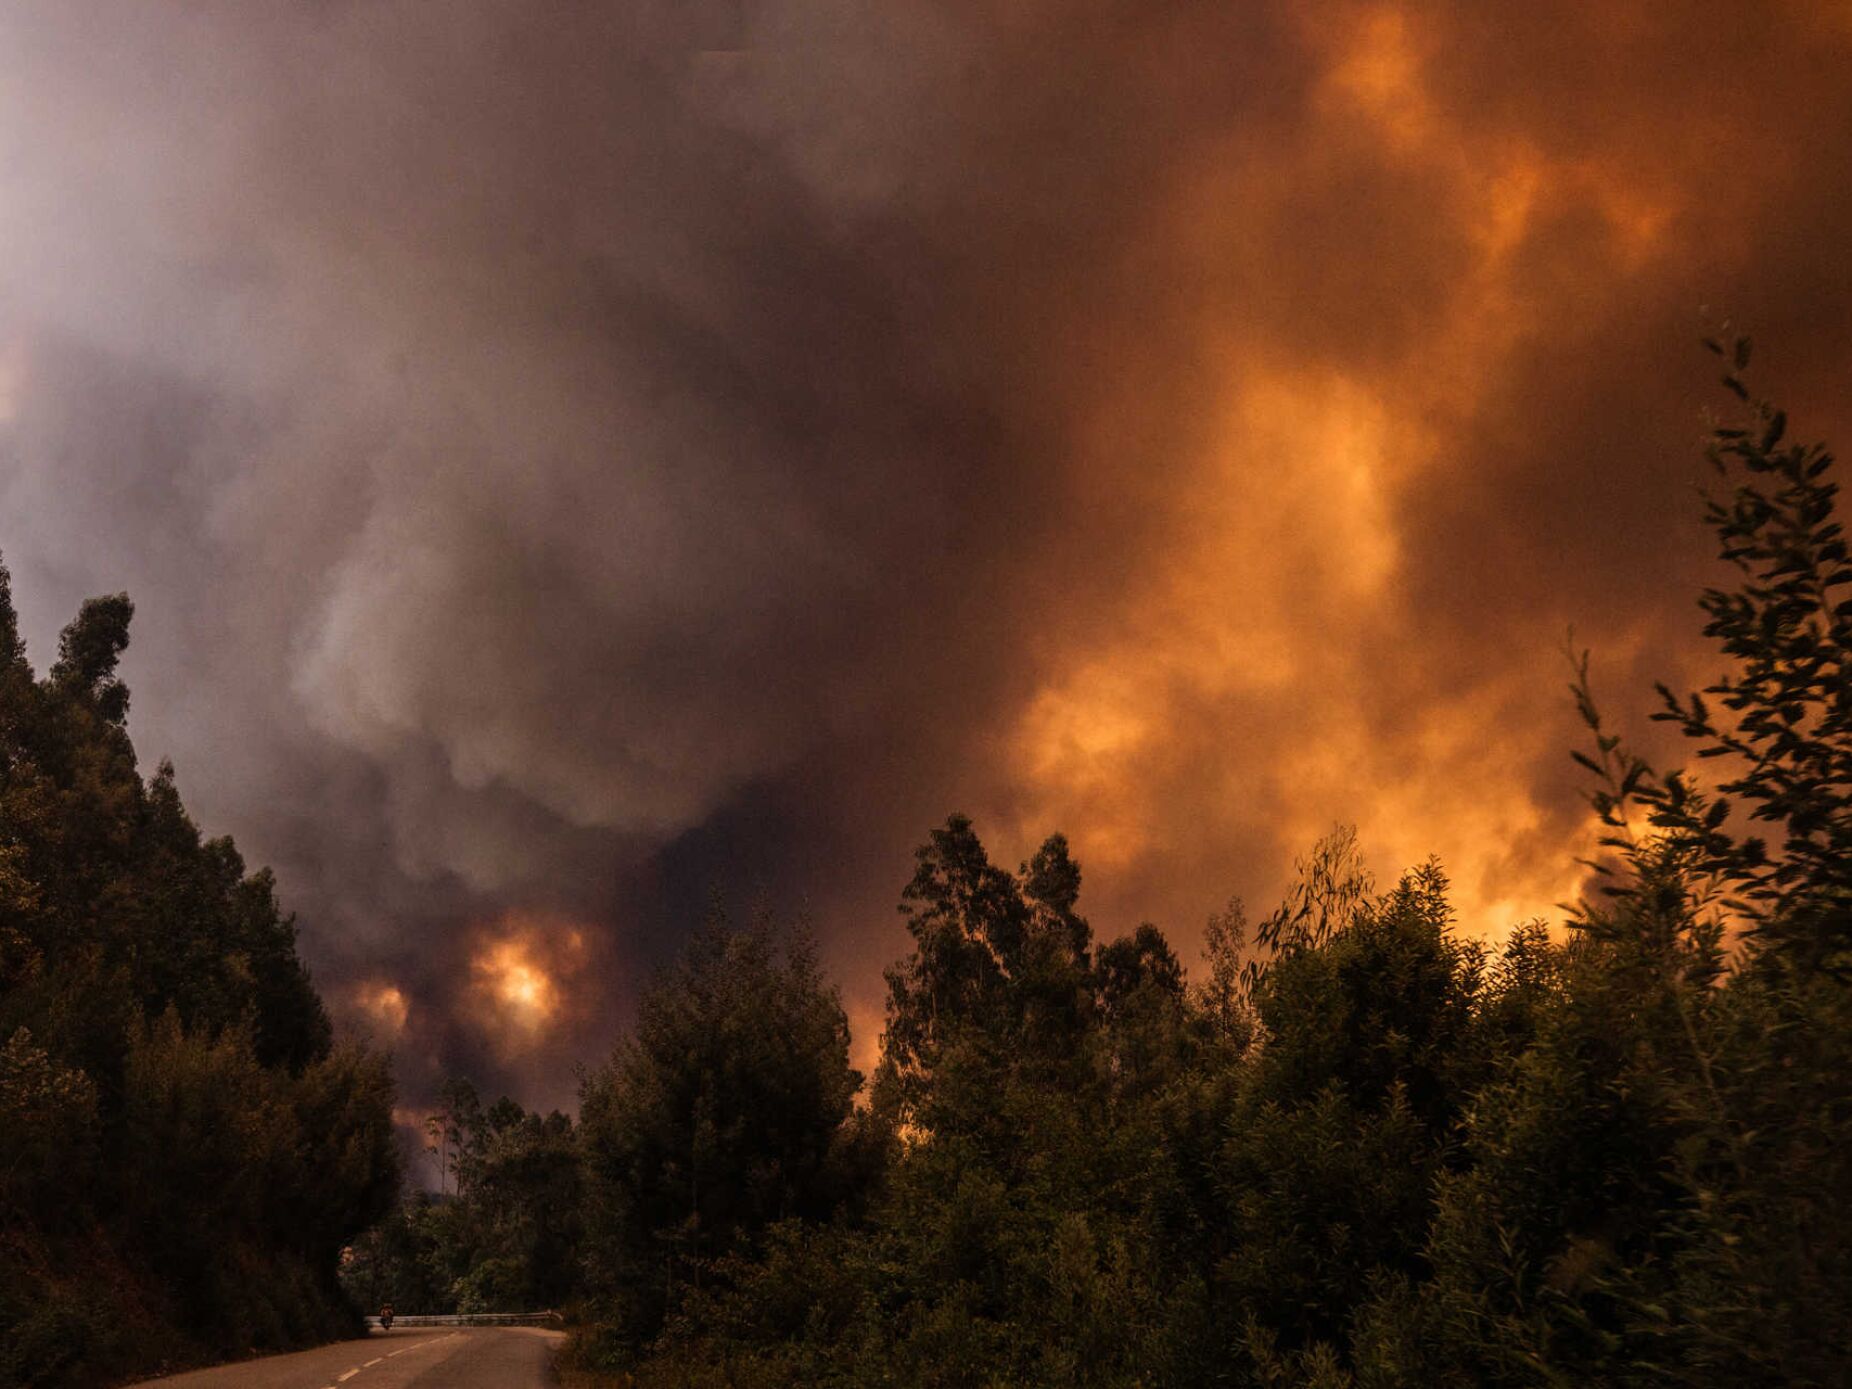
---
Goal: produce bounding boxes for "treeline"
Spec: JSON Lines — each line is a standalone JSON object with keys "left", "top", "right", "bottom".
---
{"left": 339, "top": 1079, "right": 581, "bottom": 1316}
{"left": 0, "top": 582, "right": 399, "bottom": 1386}
{"left": 558, "top": 348, "right": 1850, "bottom": 1386}
{"left": 4, "top": 345, "right": 1848, "bottom": 1388}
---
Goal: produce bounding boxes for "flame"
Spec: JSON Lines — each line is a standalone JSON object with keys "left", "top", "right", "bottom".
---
{"left": 464, "top": 911, "right": 590, "bottom": 1055}
{"left": 473, "top": 939, "right": 558, "bottom": 1030}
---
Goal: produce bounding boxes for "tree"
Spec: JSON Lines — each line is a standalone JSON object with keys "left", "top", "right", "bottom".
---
{"left": 1589, "top": 337, "right": 1852, "bottom": 977}
{"left": 567, "top": 346, "right": 1852, "bottom": 1387}
{"left": 0, "top": 562, "right": 396, "bottom": 1386}
{"left": 1546, "top": 342, "right": 1852, "bottom": 1382}
{"left": 425, "top": 1076, "right": 484, "bottom": 1196}
{"left": 578, "top": 909, "right": 861, "bottom": 1350}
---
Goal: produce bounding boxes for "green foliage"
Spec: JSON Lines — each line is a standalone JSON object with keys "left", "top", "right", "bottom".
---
{"left": 577, "top": 824, "right": 1637, "bottom": 1386}
{"left": 577, "top": 909, "right": 863, "bottom": 1353}
{"left": 1211, "top": 865, "right": 1490, "bottom": 1362}
{"left": 568, "top": 352, "right": 1852, "bottom": 1388}
{"left": 341, "top": 1091, "right": 583, "bottom": 1316}
{"left": 9, "top": 348, "right": 1845, "bottom": 1388}
{"left": 0, "top": 566, "right": 397, "bottom": 1388}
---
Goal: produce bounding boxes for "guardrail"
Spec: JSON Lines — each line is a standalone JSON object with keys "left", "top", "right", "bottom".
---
{"left": 365, "top": 1312, "right": 563, "bottom": 1328}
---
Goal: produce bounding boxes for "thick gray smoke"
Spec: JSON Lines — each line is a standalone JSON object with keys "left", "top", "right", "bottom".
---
{"left": 2, "top": 1, "right": 1849, "bottom": 1113}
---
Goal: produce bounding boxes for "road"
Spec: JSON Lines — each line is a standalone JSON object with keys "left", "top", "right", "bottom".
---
{"left": 129, "top": 1326, "right": 566, "bottom": 1388}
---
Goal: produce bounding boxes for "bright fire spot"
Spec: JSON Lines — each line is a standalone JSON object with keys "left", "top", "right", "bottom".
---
{"left": 464, "top": 911, "right": 591, "bottom": 1055}
{"left": 474, "top": 940, "right": 558, "bottom": 1028}
{"left": 353, "top": 980, "right": 409, "bottom": 1038}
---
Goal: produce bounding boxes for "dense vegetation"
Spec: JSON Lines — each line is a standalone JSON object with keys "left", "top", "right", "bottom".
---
{"left": 339, "top": 1079, "right": 583, "bottom": 1319}
{"left": 0, "top": 581, "right": 399, "bottom": 1386}
{"left": 561, "top": 348, "right": 1851, "bottom": 1386}
{"left": 4, "top": 345, "right": 1847, "bottom": 1387}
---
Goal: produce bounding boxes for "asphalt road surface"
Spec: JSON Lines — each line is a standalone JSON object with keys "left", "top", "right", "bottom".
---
{"left": 129, "top": 1326, "right": 566, "bottom": 1388}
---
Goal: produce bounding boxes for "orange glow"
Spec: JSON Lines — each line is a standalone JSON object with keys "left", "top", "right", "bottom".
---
{"left": 353, "top": 980, "right": 409, "bottom": 1039}
{"left": 1003, "top": 365, "right": 1422, "bottom": 895}
{"left": 480, "top": 941, "right": 555, "bottom": 1020}
{"left": 1318, "top": 5, "right": 1435, "bottom": 152}
{"left": 5, "top": 0, "right": 1844, "bottom": 1064}
{"left": 987, "top": 1, "right": 1712, "bottom": 947}
{"left": 464, "top": 911, "right": 590, "bottom": 1056}
{"left": 843, "top": 995, "right": 885, "bottom": 1088}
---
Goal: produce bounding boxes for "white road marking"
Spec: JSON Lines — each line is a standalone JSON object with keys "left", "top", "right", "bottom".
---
{"left": 365, "top": 1359, "right": 382, "bottom": 1367}
{"left": 338, "top": 1372, "right": 360, "bottom": 1382}
{"left": 386, "top": 1333, "right": 448, "bottom": 1357}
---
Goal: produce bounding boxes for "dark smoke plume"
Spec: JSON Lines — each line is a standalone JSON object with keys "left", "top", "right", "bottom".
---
{"left": 1, "top": 1, "right": 1848, "bottom": 1111}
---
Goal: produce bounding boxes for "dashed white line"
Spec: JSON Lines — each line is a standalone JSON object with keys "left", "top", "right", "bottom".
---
{"left": 314, "top": 1333, "right": 462, "bottom": 1389}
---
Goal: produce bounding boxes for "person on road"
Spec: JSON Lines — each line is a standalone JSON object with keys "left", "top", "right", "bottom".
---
{"left": 379, "top": 1301, "right": 394, "bottom": 1330}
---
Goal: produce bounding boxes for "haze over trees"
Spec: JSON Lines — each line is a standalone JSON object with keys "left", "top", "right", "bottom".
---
{"left": 0, "top": 580, "right": 399, "bottom": 1386}
{"left": 560, "top": 346, "right": 1852, "bottom": 1386}
{"left": 339, "top": 1080, "right": 582, "bottom": 1319}
{"left": 3, "top": 347, "right": 1848, "bottom": 1388}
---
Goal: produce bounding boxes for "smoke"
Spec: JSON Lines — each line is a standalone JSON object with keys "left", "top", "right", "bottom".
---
{"left": 1, "top": 0, "right": 1849, "bottom": 1110}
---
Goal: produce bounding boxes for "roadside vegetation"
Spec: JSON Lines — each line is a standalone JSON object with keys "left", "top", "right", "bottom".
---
{"left": 0, "top": 585, "right": 398, "bottom": 1385}
{"left": 4, "top": 344, "right": 1847, "bottom": 1387}
{"left": 339, "top": 1080, "right": 582, "bottom": 1319}
{"left": 560, "top": 345, "right": 1852, "bottom": 1386}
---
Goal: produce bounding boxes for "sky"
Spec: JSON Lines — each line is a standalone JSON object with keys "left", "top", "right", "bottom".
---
{"left": 1, "top": 0, "right": 1849, "bottom": 1119}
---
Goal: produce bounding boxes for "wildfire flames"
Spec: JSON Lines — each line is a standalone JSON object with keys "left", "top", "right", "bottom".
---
{"left": 465, "top": 913, "right": 589, "bottom": 1055}
{"left": 475, "top": 941, "right": 557, "bottom": 1026}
